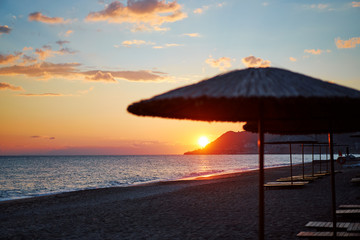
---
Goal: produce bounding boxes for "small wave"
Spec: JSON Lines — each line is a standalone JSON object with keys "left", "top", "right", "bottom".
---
{"left": 181, "top": 170, "right": 225, "bottom": 179}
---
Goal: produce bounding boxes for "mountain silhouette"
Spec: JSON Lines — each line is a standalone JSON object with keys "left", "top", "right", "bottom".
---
{"left": 184, "top": 131, "right": 360, "bottom": 155}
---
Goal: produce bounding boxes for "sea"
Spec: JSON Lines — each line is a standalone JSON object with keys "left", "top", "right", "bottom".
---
{"left": 0, "top": 154, "right": 338, "bottom": 202}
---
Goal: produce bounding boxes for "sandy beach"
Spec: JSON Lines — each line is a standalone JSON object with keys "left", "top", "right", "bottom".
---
{"left": 1, "top": 162, "right": 359, "bottom": 240}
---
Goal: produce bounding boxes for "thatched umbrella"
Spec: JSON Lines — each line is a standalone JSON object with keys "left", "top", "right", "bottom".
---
{"left": 127, "top": 67, "right": 360, "bottom": 240}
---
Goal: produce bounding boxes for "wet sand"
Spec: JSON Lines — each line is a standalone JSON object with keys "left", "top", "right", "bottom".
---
{"left": 1, "top": 162, "right": 359, "bottom": 240}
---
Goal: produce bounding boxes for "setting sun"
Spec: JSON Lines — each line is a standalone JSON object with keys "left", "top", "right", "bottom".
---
{"left": 198, "top": 136, "right": 210, "bottom": 148}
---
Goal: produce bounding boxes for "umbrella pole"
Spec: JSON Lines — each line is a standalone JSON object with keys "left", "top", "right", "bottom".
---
{"left": 258, "top": 117, "right": 265, "bottom": 240}
{"left": 319, "top": 145, "right": 322, "bottom": 174}
{"left": 302, "top": 144, "right": 305, "bottom": 180}
{"left": 326, "top": 146, "right": 329, "bottom": 173}
{"left": 312, "top": 144, "right": 314, "bottom": 177}
{"left": 289, "top": 143, "right": 293, "bottom": 184}
{"left": 328, "top": 130, "right": 337, "bottom": 238}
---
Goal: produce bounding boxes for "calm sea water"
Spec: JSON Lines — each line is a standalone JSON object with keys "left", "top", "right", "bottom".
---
{"left": 0, "top": 154, "right": 333, "bottom": 201}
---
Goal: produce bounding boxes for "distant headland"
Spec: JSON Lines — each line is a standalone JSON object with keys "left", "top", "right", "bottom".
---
{"left": 184, "top": 131, "right": 360, "bottom": 155}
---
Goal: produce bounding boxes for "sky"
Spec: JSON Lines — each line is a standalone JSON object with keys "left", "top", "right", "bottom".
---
{"left": 0, "top": 0, "right": 359, "bottom": 155}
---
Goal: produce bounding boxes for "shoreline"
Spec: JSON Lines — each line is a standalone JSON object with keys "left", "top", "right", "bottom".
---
{"left": 1, "top": 162, "right": 359, "bottom": 239}
{"left": 0, "top": 162, "right": 302, "bottom": 204}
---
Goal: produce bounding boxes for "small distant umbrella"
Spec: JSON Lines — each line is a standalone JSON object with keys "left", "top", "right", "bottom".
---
{"left": 244, "top": 119, "right": 360, "bottom": 237}
{"left": 128, "top": 67, "right": 360, "bottom": 240}
{"left": 265, "top": 140, "right": 317, "bottom": 183}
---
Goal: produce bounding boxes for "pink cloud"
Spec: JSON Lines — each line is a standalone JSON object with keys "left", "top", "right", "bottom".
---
{"left": 21, "top": 55, "right": 38, "bottom": 65}
{"left": 83, "top": 70, "right": 166, "bottom": 82}
{"left": 0, "top": 62, "right": 81, "bottom": 79}
{"left": 335, "top": 37, "right": 360, "bottom": 49}
{"left": 352, "top": 2, "right": 360, "bottom": 7}
{"left": 85, "top": 71, "right": 116, "bottom": 82}
{"left": 0, "top": 61, "right": 166, "bottom": 82}
{"left": 121, "top": 39, "right": 155, "bottom": 47}
{"left": 86, "top": 0, "right": 187, "bottom": 31}
{"left": 205, "top": 56, "right": 232, "bottom": 71}
{"left": 35, "top": 45, "right": 76, "bottom": 60}
{"left": 28, "top": 12, "right": 70, "bottom": 24}
{"left": 0, "top": 53, "right": 22, "bottom": 65}
{"left": 193, "top": 6, "right": 209, "bottom": 14}
{"left": 0, "top": 25, "right": 12, "bottom": 34}
{"left": 289, "top": 57, "right": 297, "bottom": 62}
{"left": 182, "top": 33, "right": 200, "bottom": 37}
{"left": 0, "top": 82, "right": 24, "bottom": 91}
{"left": 242, "top": 56, "right": 270, "bottom": 68}
{"left": 304, "top": 49, "right": 322, "bottom": 55}
{"left": 193, "top": 3, "right": 224, "bottom": 14}
{"left": 64, "top": 30, "right": 73, "bottom": 37}
{"left": 152, "top": 43, "right": 182, "bottom": 49}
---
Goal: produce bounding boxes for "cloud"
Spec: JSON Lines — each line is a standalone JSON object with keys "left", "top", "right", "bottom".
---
{"left": 86, "top": 0, "right": 187, "bottom": 31}
{"left": 85, "top": 71, "right": 116, "bottom": 82}
{"left": 352, "top": 1, "right": 360, "bottom": 7}
{"left": 0, "top": 62, "right": 81, "bottom": 79}
{"left": 21, "top": 93, "right": 64, "bottom": 97}
{"left": 0, "top": 52, "right": 22, "bottom": 65}
{"left": 56, "top": 40, "right": 70, "bottom": 46}
{"left": 0, "top": 25, "right": 12, "bottom": 34}
{"left": 242, "top": 56, "right": 271, "bottom": 68}
{"left": 193, "top": 2, "right": 225, "bottom": 14}
{"left": 304, "top": 49, "right": 322, "bottom": 55}
{"left": 193, "top": 6, "right": 209, "bottom": 14}
{"left": 23, "top": 47, "right": 33, "bottom": 51}
{"left": 0, "top": 61, "right": 166, "bottom": 82}
{"left": 0, "top": 82, "right": 24, "bottom": 91}
{"left": 165, "top": 43, "right": 181, "bottom": 47}
{"left": 28, "top": 12, "right": 70, "bottom": 24}
{"left": 335, "top": 37, "right": 360, "bottom": 49}
{"left": 303, "top": 4, "right": 331, "bottom": 10}
{"left": 77, "top": 86, "right": 94, "bottom": 95}
{"left": 311, "top": 4, "right": 329, "bottom": 9}
{"left": 21, "top": 55, "right": 38, "bottom": 65}
{"left": 289, "top": 57, "right": 297, "bottom": 62}
{"left": 152, "top": 43, "right": 182, "bottom": 49}
{"left": 182, "top": 33, "right": 200, "bottom": 37}
{"left": 64, "top": 30, "right": 73, "bottom": 37}
{"left": 205, "top": 56, "right": 232, "bottom": 71}
{"left": 83, "top": 70, "right": 166, "bottom": 82}
{"left": 121, "top": 39, "right": 155, "bottom": 47}
{"left": 35, "top": 45, "right": 76, "bottom": 61}
{"left": 1, "top": 44, "right": 166, "bottom": 82}
{"left": 30, "top": 135, "right": 55, "bottom": 140}
{"left": 19, "top": 87, "right": 94, "bottom": 97}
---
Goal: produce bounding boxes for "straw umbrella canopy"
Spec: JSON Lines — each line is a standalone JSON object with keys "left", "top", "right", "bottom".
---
{"left": 127, "top": 67, "right": 360, "bottom": 240}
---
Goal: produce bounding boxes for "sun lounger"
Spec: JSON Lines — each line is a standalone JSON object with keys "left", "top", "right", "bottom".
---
{"left": 276, "top": 175, "right": 317, "bottom": 182}
{"left": 305, "top": 221, "right": 360, "bottom": 232}
{"left": 264, "top": 181, "right": 308, "bottom": 189}
{"left": 339, "top": 205, "right": 360, "bottom": 209}
{"left": 297, "top": 231, "right": 360, "bottom": 239}
{"left": 337, "top": 209, "right": 360, "bottom": 214}
{"left": 336, "top": 209, "right": 360, "bottom": 218}
{"left": 351, "top": 178, "right": 360, "bottom": 183}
